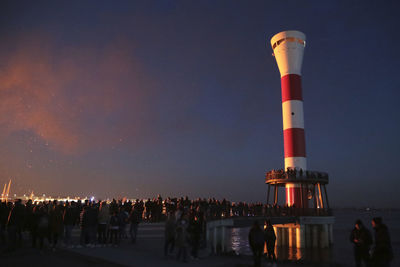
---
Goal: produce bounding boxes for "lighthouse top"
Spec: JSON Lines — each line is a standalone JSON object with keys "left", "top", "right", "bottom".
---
{"left": 270, "top": 30, "right": 306, "bottom": 77}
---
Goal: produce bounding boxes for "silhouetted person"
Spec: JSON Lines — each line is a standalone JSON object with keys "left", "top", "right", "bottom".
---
{"left": 264, "top": 220, "right": 276, "bottom": 262}
{"left": 29, "top": 205, "right": 39, "bottom": 248}
{"left": 118, "top": 207, "right": 128, "bottom": 239}
{"left": 248, "top": 220, "right": 264, "bottom": 267}
{"left": 0, "top": 202, "right": 7, "bottom": 245}
{"left": 109, "top": 211, "right": 120, "bottom": 246}
{"left": 175, "top": 213, "right": 189, "bottom": 263}
{"left": 97, "top": 201, "right": 110, "bottom": 246}
{"left": 12, "top": 199, "right": 25, "bottom": 248}
{"left": 86, "top": 205, "right": 98, "bottom": 247}
{"left": 78, "top": 206, "right": 89, "bottom": 247}
{"left": 164, "top": 212, "right": 176, "bottom": 257}
{"left": 188, "top": 214, "right": 202, "bottom": 260}
{"left": 64, "top": 201, "right": 77, "bottom": 248}
{"left": 6, "top": 202, "right": 17, "bottom": 251}
{"left": 350, "top": 219, "right": 372, "bottom": 267}
{"left": 25, "top": 200, "right": 34, "bottom": 246}
{"left": 36, "top": 206, "right": 49, "bottom": 250}
{"left": 371, "top": 217, "right": 393, "bottom": 267}
{"left": 129, "top": 207, "right": 140, "bottom": 244}
{"left": 49, "top": 203, "right": 63, "bottom": 250}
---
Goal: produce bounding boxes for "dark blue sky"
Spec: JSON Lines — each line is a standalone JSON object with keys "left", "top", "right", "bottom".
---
{"left": 0, "top": 1, "right": 399, "bottom": 207}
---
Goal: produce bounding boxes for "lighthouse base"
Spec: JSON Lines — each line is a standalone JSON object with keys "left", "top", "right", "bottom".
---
{"left": 273, "top": 216, "right": 334, "bottom": 248}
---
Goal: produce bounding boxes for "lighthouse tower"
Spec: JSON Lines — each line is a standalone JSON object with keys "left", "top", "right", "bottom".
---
{"left": 265, "top": 30, "right": 333, "bottom": 250}
{"left": 271, "top": 30, "right": 307, "bottom": 208}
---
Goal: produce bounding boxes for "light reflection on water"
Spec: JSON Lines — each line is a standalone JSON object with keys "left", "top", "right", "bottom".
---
{"left": 228, "top": 227, "right": 332, "bottom": 262}
{"left": 230, "top": 228, "right": 249, "bottom": 254}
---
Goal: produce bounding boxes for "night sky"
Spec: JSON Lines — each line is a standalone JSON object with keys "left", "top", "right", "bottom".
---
{"left": 0, "top": 1, "right": 399, "bottom": 208}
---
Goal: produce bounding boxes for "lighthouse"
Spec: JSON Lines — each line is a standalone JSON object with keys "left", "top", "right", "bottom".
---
{"left": 271, "top": 30, "right": 307, "bottom": 208}
{"left": 265, "top": 30, "right": 334, "bottom": 249}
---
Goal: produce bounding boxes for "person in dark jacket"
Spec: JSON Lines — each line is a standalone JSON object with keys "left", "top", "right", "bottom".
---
{"left": 25, "top": 200, "right": 35, "bottom": 247}
{"left": 371, "top": 217, "right": 393, "bottom": 267}
{"left": 36, "top": 205, "right": 49, "bottom": 250}
{"left": 86, "top": 205, "right": 98, "bottom": 247}
{"left": 29, "top": 205, "right": 38, "bottom": 248}
{"left": 97, "top": 201, "right": 110, "bottom": 246}
{"left": 28, "top": 204, "right": 38, "bottom": 248}
{"left": 264, "top": 220, "right": 276, "bottom": 261}
{"left": 0, "top": 201, "right": 7, "bottom": 245}
{"left": 350, "top": 219, "right": 372, "bottom": 267}
{"left": 79, "top": 206, "right": 90, "bottom": 247}
{"left": 63, "top": 201, "right": 77, "bottom": 248}
{"left": 188, "top": 214, "right": 202, "bottom": 260}
{"left": 49, "top": 203, "right": 64, "bottom": 250}
{"left": 6, "top": 201, "right": 17, "bottom": 251}
{"left": 129, "top": 207, "right": 141, "bottom": 244}
{"left": 109, "top": 211, "right": 120, "bottom": 246}
{"left": 248, "top": 220, "right": 264, "bottom": 267}
{"left": 12, "top": 199, "right": 26, "bottom": 248}
{"left": 164, "top": 212, "right": 176, "bottom": 257}
{"left": 175, "top": 213, "right": 189, "bottom": 263}
{"left": 118, "top": 207, "right": 129, "bottom": 239}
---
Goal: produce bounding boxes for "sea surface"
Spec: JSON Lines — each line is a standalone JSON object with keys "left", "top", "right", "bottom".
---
{"left": 228, "top": 208, "right": 400, "bottom": 266}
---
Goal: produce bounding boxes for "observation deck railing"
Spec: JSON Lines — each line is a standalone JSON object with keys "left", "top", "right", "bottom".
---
{"left": 265, "top": 169, "right": 329, "bottom": 185}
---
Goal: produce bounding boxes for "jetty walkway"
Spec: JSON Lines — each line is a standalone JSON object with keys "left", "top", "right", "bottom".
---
{"left": 0, "top": 221, "right": 337, "bottom": 267}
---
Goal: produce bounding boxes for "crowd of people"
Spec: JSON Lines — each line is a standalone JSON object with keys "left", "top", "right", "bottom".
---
{"left": 1, "top": 195, "right": 393, "bottom": 266}
{"left": 0, "top": 195, "right": 257, "bottom": 262}
{"left": 0, "top": 195, "right": 285, "bottom": 255}
{"left": 0, "top": 198, "right": 143, "bottom": 251}
{"left": 266, "top": 168, "right": 329, "bottom": 181}
{"left": 164, "top": 207, "right": 204, "bottom": 262}
{"left": 135, "top": 196, "right": 319, "bottom": 220}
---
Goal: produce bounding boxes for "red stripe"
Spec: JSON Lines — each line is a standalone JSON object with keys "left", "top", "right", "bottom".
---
{"left": 286, "top": 186, "right": 309, "bottom": 208}
{"left": 281, "top": 74, "right": 303, "bottom": 102}
{"left": 283, "top": 128, "right": 306, "bottom": 157}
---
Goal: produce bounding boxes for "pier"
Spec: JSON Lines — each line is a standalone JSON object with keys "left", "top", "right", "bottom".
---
{"left": 206, "top": 214, "right": 334, "bottom": 254}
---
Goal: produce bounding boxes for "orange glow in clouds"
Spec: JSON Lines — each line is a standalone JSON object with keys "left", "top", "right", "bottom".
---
{"left": 0, "top": 34, "right": 155, "bottom": 154}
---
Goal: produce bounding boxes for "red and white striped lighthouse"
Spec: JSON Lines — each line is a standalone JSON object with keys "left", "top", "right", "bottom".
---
{"left": 271, "top": 30, "right": 308, "bottom": 208}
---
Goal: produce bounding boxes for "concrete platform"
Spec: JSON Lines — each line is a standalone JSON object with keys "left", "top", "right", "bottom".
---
{"left": 1, "top": 222, "right": 337, "bottom": 267}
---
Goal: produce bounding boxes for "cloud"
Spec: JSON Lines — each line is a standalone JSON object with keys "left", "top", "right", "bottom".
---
{"left": 0, "top": 33, "right": 156, "bottom": 154}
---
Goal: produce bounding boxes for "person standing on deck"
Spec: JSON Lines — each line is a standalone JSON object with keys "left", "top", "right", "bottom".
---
{"left": 350, "top": 219, "right": 372, "bottom": 267}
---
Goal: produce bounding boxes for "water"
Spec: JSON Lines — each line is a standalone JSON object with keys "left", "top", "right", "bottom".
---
{"left": 228, "top": 209, "right": 400, "bottom": 266}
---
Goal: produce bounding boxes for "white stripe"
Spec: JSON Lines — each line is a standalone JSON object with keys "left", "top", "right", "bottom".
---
{"left": 282, "top": 100, "right": 304, "bottom": 130}
{"left": 285, "top": 157, "right": 307, "bottom": 170}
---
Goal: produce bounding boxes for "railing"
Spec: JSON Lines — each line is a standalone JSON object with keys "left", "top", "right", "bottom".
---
{"left": 204, "top": 207, "right": 333, "bottom": 221}
{"left": 266, "top": 169, "right": 329, "bottom": 182}
{"left": 261, "top": 207, "right": 333, "bottom": 217}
